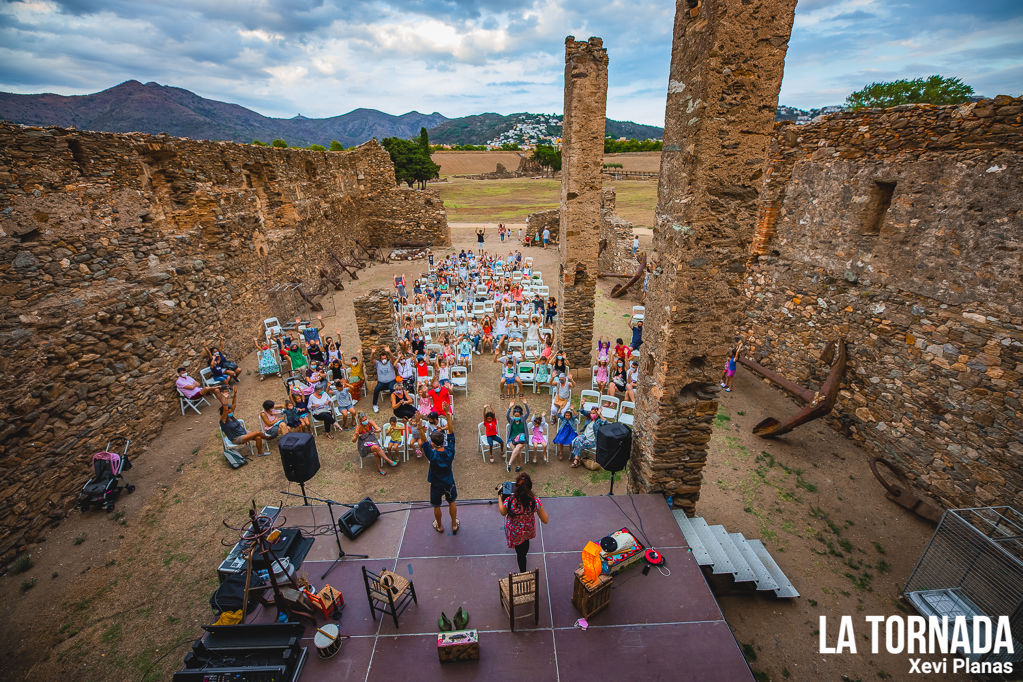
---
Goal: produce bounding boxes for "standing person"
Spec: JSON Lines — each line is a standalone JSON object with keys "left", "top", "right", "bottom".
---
{"left": 542, "top": 226, "right": 550, "bottom": 249}
{"left": 721, "top": 340, "right": 742, "bottom": 393}
{"left": 632, "top": 234, "right": 639, "bottom": 256}
{"left": 371, "top": 345, "right": 399, "bottom": 413}
{"left": 419, "top": 411, "right": 458, "bottom": 534}
{"left": 476, "top": 227, "right": 485, "bottom": 253}
{"left": 499, "top": 223, "right": 506, "bottom": 242}
{"left": 552, "top": 406, "right": 577, "bottom": 461}
{"left": 347, "top": 355, "right": 365, "bottom": 401}
{"left": 498, "top": 473, "right": 548, "bottom": 572}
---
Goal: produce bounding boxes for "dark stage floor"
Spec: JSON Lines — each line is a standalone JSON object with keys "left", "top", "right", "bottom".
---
{"left": 244, "top": 494, "right": 753, "bottom": 681}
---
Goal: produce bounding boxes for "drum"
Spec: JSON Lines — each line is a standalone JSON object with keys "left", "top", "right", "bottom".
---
{"left": 315, "top": 624, "right": 343, "bottom": 659}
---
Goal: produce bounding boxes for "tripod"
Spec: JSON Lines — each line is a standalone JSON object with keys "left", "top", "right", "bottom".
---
{"left": 280, "top": 490, "right": 368, "bottom": 579}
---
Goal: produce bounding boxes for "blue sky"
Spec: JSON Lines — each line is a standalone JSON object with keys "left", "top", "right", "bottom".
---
{"left": 0, "top": 0, "right": 1019, "bottom": 126}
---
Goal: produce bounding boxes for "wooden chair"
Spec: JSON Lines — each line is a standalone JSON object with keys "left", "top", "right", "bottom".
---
{"left": 499, "top": 568, "right": 540, "bottom": 631}
{"left": 362, "top": 566, "right": 417, "bottom": 629}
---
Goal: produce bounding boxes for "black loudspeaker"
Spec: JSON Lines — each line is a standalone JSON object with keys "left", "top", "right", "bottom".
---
{"left": 278, "top": 432, "right": 320, "bottom": 483}
{"left": 339, "top": 497, "right": 380, "bottom": 540}
{"left": 595, "top": 422, "right": 632, "bottom": 472}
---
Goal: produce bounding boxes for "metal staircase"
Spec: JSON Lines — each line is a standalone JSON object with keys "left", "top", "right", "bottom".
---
{"left": 673, "top": 511, "right": 799, "bottom": 598}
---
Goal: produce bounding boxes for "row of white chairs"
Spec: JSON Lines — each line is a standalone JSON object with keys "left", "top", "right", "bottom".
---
{"left": 578, "top": 391, "right": 636, "bottom": 425}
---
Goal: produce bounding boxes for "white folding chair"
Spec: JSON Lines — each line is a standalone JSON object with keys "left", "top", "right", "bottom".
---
{"left": 484, "top": 300, "right": 495, "bottom": 314}
{"left": 517, "top": 361, "right": 536, "bottom": 391}
{"left": 423, "top": 313, "right": 436, "bottom": 332}
{"left": 264, "top": 317, "right": 283, "bottom": 336}
{"left": 478, "top": 422, "right": 496, "bottom": 462}
{"left": 581, "top": 389, "right": 600, "bottom": 414}
{"left": 450, "top": 366, "right": 469, "bottom": 395}
{"left": 201, "top": 367, "right": 226, "bottom": 388}
{"left": 533, "top": 371, "right": 553, "bottom": 395}
{"left": 523, "top": 340, "right": 541, "bottom": 361}
{"left": 590, "top": 365, "right": 600, "bottom": 390}
{"left": 475, "top": 285, "right": 489, "bottom": 298}
{"left": 426, "top": 343, "right": 443, "bottom": 358}
{"left": 507, "top": 341, "right": 524, "bottom": 361}
{"left": 632, "top": 306, "right": 645, "bottom": 322}
{"left": 178, "top": 388, "right": 209, "bottom": 415}
{"left": 537, "top": 285, "right": 550, "bottom": 297}
{"left": 539, "top": 327, "right": 553, "bottom": 340}
{"left": 524, "top": 256, "right": 533, "bottom": 268}
{"left": 618, "top": 401, "right": 636, "bottom": 427}
{"left": 600, "top": 395, "right": 620, "bottom": 422}
{"left": 472, "top": 301, "right": 486, "bottom": 316}
{"left": 436, "top": 314, "right": 450, "bottom": 332}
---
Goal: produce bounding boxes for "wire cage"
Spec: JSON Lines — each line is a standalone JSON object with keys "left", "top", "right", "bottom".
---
{"left": 903, "top": 506, "right": 1023, "bottom": 663}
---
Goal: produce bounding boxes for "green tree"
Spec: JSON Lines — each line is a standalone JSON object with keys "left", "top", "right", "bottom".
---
{"left": 271, "top": 138, "right": 288, "bottom": 148}
{"left": 531, "top": 145, "right": 561, "bottom": 175}
{"left": 845, "top": 75, "right": 974, "bottom": 109}
{"left": 418, "top": 127, "right": 430, "bottom": 152}
{"left": 500, "top": 142, "right": 521, "bottom": 151}
{"left": 381, "top": 137, "right": 440, "bottom": 188}
{"left": 306, "top": 144, "right": 326, "bottom": 152}
{"left": 252, "top": 139, "right": 268, "bottom": 146}
{"left": 329, "top": 140, "right": 344, "bottom": 151}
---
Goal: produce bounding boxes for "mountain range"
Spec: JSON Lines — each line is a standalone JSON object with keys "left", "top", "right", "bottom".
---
{"left": 0, "top": 81, "right": 841, "bottom": 147}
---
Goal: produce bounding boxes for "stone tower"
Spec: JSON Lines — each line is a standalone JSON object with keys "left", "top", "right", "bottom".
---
{"left": 557, "top": 36, "right": 608, "bottom": 371}
{"left": 630, "top": 0, "right": 797, "bottom": 513}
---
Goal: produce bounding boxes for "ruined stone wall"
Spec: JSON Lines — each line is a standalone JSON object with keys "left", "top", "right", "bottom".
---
{"left": 631, "top": 0, "right": 797, "bottom": 512}
{"left": 0, "top": 124, "right": 448, "bottom": 560}
{"left": 557, "top": 36, "right": 608, "bottom": 370}
{"left": 525, "top": 209, "right": 560, "bottom": 246}
{"left": 353, "top": 289, "right": 399, "bottom": 383}
{"left": 743, "top": 98, "right": 1023, "bottom": 508}
{"left": 598, "top": 189, "right": 638, "bottom": 280}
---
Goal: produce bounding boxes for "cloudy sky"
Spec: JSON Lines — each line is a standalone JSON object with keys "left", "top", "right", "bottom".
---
{"left": 0, "top": 0, "right": 1020, "bottom": 125}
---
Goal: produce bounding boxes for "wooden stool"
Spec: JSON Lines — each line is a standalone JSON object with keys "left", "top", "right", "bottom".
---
{"left": 572, "top": 567, "right": 613, "bottom": 619}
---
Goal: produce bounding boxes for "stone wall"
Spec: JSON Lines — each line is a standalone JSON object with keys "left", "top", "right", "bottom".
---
{"left": 0, "top": 124, "right": 448, "bottom": 560}
{"left": 630, "top": 0, "right": 797, "bottom": 513}
{"left": 557, "top": 36, "right": 608, "bottom": 371}
{"left": 353, "top": 289, "right": 399, "bottom": 383}
{"left": 525, "top": 209, "right": 560, "bottom": 246}
{"left": 598, "top": 189, "right": 638, "bottom": 280}
{"left": 742, "top": 98, "right": 1023, "bottom": 509}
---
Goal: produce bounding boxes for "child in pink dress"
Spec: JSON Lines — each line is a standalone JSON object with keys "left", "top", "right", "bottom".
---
{"left": 529, "top": 413, "right": 547, "bottom": 464}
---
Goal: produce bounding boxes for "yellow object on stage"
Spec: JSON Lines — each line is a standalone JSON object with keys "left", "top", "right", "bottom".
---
{"left": 582, "top": 541, "right": 602, "bottom": 584}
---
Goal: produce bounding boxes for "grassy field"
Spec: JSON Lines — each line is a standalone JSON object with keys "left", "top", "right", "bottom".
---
{"left": 434, "top": 176, "right": 657, "bottom": 227}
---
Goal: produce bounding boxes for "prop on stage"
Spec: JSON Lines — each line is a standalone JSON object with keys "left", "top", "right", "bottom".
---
{"left": 437, "top": 629, "right": 480, "bottom": 663}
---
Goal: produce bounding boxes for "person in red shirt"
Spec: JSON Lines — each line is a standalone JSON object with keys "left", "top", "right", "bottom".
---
{"left": 482, "top": 403, "right": 503, "bottom": 463}
{"left": 614, "top": 337, "right": 633, "bottom": 362}
{"left": 430, "top": 379, "right": 451, "bottom": 416}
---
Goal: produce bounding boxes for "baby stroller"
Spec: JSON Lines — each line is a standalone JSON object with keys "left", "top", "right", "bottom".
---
{"left": 78, "top": 437, "right": 135, "bottom": 512}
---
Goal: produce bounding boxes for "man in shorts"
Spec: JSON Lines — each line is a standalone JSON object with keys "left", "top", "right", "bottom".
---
{"left": 419, "top": 411, "right": 458, "bottom": 534}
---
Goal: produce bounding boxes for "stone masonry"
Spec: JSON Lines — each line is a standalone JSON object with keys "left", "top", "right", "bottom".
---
{"left": 354, "top": 289, "right": 400, "bottom": 383}
{"left": 630, "top": 0, "right": 797, "bottom": 513}
{"left": 0, "top": 124, "right": 448, "bottom": 560}
{"left": 597, "top": 188, "right": 639, "bottom": 285}
{"left": 557, "top": 36, "right": 608, "bottom": 371}
{"left": 525, "top": 209, "right": 560, "bottom": 246}
{"left": 743, "top": 98, "right": 1023, "bottom": 509}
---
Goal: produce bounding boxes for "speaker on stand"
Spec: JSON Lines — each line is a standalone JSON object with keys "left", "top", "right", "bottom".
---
{"left": 595, "top": 422, "right": 632, "bottom": 495}
{"left": 278, "top": 432, "right": 320, "bottom": 505}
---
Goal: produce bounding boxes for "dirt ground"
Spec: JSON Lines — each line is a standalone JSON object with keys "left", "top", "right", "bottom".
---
{"left": 0, "top": 218, "right": 944, "bottom": 682}
{"left": 431, "top": 150, "right": 528, "bottom": 177}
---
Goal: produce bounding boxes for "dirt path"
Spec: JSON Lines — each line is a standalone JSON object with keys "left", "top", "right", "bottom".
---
{"left": 0, "top": 223, "right": 942, "bottom": 682}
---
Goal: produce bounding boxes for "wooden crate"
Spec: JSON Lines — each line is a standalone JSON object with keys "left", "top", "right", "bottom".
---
{"left": 572, "top": 567, "right": 613, "bottom": 618}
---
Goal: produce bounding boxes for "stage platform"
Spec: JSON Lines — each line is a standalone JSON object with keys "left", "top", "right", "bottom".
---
{"left": 246, "top": 494, "right": 753, "bottom": 681}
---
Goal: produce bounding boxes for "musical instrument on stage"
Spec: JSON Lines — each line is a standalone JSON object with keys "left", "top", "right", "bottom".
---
{"left": 315, "top": 624, "right": 344, "bottom": 660}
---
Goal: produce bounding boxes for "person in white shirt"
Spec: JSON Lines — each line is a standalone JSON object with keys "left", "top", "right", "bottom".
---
{"left": 632, "top": 235, "right": 640, "bottom": 255}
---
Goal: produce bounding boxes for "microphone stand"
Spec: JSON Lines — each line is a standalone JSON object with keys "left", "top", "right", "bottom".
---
{"left": 279, "top": 490, "right": 368, "bottom": 579}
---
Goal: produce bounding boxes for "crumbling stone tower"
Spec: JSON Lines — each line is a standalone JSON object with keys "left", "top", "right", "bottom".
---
{"left": 557, "top": 36, "right": 608, "bottom": 370}
{"left": 630, "top": 0, "right": 796, "bottom": 513}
